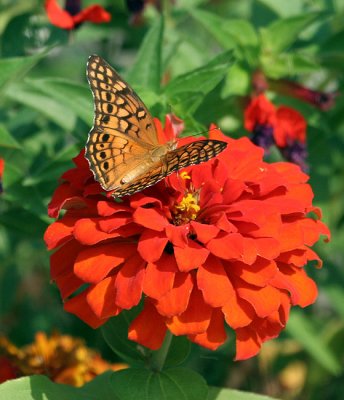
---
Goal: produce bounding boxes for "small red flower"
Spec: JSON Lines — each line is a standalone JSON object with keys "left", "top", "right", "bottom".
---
{"left": 244, "top": 95, "right": 308, "bottom": 171}
{"left": 45, "top": 116, "right": 329, "bottom": 360}
{"left": 45, "top": 0, "right": 111, "bottom": 30}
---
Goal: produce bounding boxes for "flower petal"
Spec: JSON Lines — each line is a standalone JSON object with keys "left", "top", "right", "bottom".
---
{"left": 73, "top": 5, "right": 111, "bottom": 25}
{"left": 143, "top": 253, "right": 178, "bottom": 299}
{"left": 128, "top": 300, "right": 167, "bottom": 350}
{"left": 137, "top": 229, "right": 168, "bottom": 262}
{"left": 64, "top": 289, "right": 105, "bottom": 328}
{"left": 189, "top": 308, "right": 227, "bottom": 350}
{"left": 114, "top": 254, "right": 146, "bottom": 309}
{"left": 197, "top": 255, "right": 235, "bottom": 307}
{"left": 166, "top": 288, "right": 212, "bottom": 335}
{"left": 154, "top": 273, "right": 193, "bottom": 317}
{"left": 74, "top": 242, "right": 136, "bottom": 283}
{"left": 222, "top": 294, "right": 255, "bottom": 329}
{"left": 73, "top": 218, "right": 120, "bottom": 245}
{"left": 133, "top": 207, "right": 168, "bottom": 231}
{"left": 87, "top": 277, "right": 122, "bottom": 319}
{"left": 45, "top": 0, "right": 75, "bottom": 29}
{"left": 174, "top": 241, "right": 209, "bottom": 272}
{"left": 235, "top": 327, "right": 261, "bottom": 361}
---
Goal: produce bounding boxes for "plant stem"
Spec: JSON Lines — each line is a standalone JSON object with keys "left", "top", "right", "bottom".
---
{"left": 151, "top": 331, "right": 173, "bottom": 371}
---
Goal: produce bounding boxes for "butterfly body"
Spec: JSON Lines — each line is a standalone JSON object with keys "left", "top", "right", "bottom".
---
{"left": 85, "top": 55, "right": 227, "bottom": 198}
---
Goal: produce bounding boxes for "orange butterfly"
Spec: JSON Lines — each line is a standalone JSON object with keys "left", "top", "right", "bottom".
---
{"left": 85, "top": 55, "right": 227, "bottom": 198}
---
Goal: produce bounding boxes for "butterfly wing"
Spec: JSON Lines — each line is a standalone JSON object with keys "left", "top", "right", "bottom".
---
{"left": 112, "top": 139, "right": 227, "bottom": 198}
{"left": 85, "top": 54, "right": 160, "bottom": 190}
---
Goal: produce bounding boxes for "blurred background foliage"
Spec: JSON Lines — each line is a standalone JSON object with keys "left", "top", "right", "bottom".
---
{"left": 0, "top": 0, "right": 343, "bottom": 399}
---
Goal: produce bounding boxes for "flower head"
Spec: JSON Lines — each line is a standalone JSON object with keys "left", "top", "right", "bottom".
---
{"left": 45, "top": 0, "right": 111, "bottom": 30}
{"left": 244, "top": 95, "right": 308, "bottom": 171}
{"left": 0, "top": 332, "right": 126, "bottom": 386}
{"left": 44, "top": 117, "right": 329, "bottom": 360}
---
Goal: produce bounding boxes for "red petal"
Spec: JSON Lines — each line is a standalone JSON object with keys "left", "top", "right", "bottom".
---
{"left": 73, "top": 5, "right": 111, "bottom": 25}
{"left": 207, "top": 233, "right": 244, "bottom": 260}
{"left": 45, "top": 0, "right": 75, "bottom": 29}
{"left": 174, "top": 241, "right": 209, "bottom": 272}
{"left": 47, "top": 183, "right": 84, "bottom": 218}
{"left": 133, "top": 207, "right": 168, "bottom": 231}
{"left": 87, "top": 277, "right": 121, "bottom": 319}
{"left": 98, "top": 215, "right": 133, "bottom": 233}
{"left": 235, "top": 279, "right": 281, "bottom": 318}
{"left": 64, "top": 290, "right": 105, "bottom": 328}
{"left": 128, "top": 300, "right": 167, "bottom": 350}
{"left": 166, "top": 288, "right": 212, "bottom": 335}
{"left": 55, "top": 271, "right": 84, "bottom": 299}
{"left": 229, "top": 258, "right": 278, "bottom": 287}
{"left": 74, "top": 242, "right": 136, "bottom": 283}
{"left": 44, "top": 217, "right": 76, "bottom": 250}
{"left": 222, "top": 294, "right": 255, "bottom": 328}
{"left": 270, "top": 264, "right": 318, "bottom": 307}
{"left": 137, "top": 229, "right": 168, "bottom": 262}
{"left": 73, "top": 218, "right": 120, "bottom": 245}
{"left": 235, "top": 327, "right": 261, "bottom": 360}
{"left": 143, "top": 253, "right": 178, "bottom": 299}
{"left": 114, "top": 254, "right": 146, "bottom": 309}
{"left": 155, "top": 272, "right": 193, "bottom": 317}
{"left": 165, "top": 224, "right": 189, "bottom": 247}
{"left": 97, "top": 201, "right": 132, "bottom": 217}
{"left": 189, "top": 308, "right": 227, "bottom": 350}
{"left": 50, "top": 239, "right": 83, "bottom": 279}
{"left": 197, "top": 255, "right": 235, "bottom": 307}
{"left": 190, "top": 221, "right": 219, "bottom": 244}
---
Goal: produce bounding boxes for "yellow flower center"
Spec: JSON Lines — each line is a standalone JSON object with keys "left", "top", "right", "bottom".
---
{"left": 173, "top": 192, "right": 200, "bottom": 225}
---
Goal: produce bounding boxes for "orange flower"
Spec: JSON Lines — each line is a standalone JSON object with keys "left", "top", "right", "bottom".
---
{"left": 45, "top": 0, "right": 111, "bottom": 30}
{"left": 0, "top": 333, "right": 126, "bottom": 386}
{"left": 44, "top": 117, "right": 329, "bottom": 360}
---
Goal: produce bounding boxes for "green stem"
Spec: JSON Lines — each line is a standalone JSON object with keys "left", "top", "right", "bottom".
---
{"left": 151, "top": 330, "right": 173, "bottom": 371}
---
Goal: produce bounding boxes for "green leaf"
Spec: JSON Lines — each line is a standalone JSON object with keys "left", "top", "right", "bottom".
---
{"left": 0, "top": 124, "right": 21, "bottom": 149}
{"left": 4, "top": 82, "right": 76, "bottom": 131}
{"left": 164, "top": 50, "right": 234, "bottom": 114}
{"left": 286, "top": 311, "right": 341, "bottom": 375}
{"left": 27, "top": 78, "right": 92, "bottom": 126}
{"left": 0, "top": 51, "right": 47, "bottom": 92}
{"left": 164, "top": 336, "right": 191, "bottom": 367}
{"left": 101, "top": 308, "right": 148, "bottom": 366}
{"left": 261, "top": 52, "right": 319, "bottom": 78}
{"left": 0, "top": 374, "right": 118, "bottom": 400}
{"left": 324, "top": 285, "right": 344, "bottom": 320}
{"left": 127, "top": 17, "right": 164, "bottom": 92}
{"left": 111, "top": 367, "right": 208, "bottom": 400}
{"left": 207, "top": 386, "right": 278, "bottom": 400}
{"left": 23, "top": 145, "right": 78, "bottom": 186}
{"left": 260, "top": 13, "right": 321, "bottom": 53}
{"left": 190, "top": 10, "right": 259, "bottom": 65}
{"left": 221, "top": 64, "right": 250, "bottom": 97}
{"left": 257, "top": 0, "right": 303, "bottom": 17}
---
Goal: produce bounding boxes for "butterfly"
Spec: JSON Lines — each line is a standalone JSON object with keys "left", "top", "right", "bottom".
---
{"left": 85, "top": 55, "right": 227, "bottom": 198}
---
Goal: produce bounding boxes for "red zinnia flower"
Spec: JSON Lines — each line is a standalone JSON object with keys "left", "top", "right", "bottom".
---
{"left": 45, "top": 0, "right": 111, "bottom": 30}
{"left": 44, "top": 116, "right": 329, "bottom": 360}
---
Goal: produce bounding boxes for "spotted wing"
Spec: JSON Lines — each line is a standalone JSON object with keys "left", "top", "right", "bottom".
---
{"left": 86, "top": 55, "right": 159, "bottom": 190}
{"left": 112, "top": 140, "right": 227, "bottom": 198}
{"left": 86, "top": 54, "right": 159, "bottom": 145}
